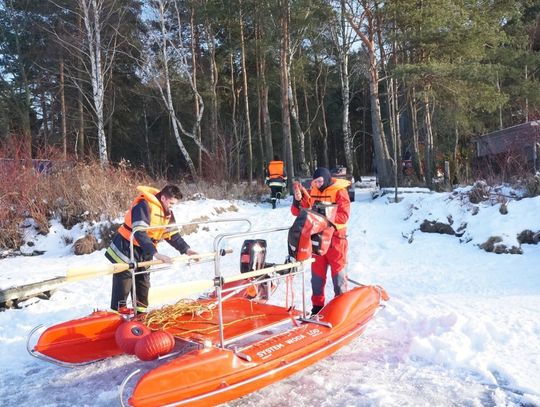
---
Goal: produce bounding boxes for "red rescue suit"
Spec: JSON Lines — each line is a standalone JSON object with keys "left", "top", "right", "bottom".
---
{"left": 291, "top": 178, "right": 351, "bottom": 308}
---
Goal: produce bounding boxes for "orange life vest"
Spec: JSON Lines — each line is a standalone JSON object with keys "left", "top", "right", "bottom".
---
{"left": 117, "top": 186, "right": 174, "bottom": 246}
{"left": 268, "top": 161, "right": 285, "bottom": 179}
{"left": 308, "top": 178, "right": 351, "bottom": 230}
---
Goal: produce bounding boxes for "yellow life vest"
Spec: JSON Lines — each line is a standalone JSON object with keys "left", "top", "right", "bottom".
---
{"left": 309, "top": 178, "right": 351, "bottom": 230}
{"left": 117, "top": 186, "right": 174, "bottom": 246}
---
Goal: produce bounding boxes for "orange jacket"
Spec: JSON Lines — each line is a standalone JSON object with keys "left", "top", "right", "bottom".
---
{"left": 267, "top": 161, "right": 285, "bottom": 179}
{"left": 117, "top": 186, "right": 176, "bottom": 247}
{"left": 292, "top": 178, "right": 351, "bottom": 231}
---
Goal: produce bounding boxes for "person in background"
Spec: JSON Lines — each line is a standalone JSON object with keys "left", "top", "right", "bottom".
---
{"left": 265, "top": 156, "right": 287, "bottom": 209}
{"left": 105, "top": 185, "right": 198, "bottom": 312}
{"left": 291, "top": 167, "right": 351, "bottom": 315}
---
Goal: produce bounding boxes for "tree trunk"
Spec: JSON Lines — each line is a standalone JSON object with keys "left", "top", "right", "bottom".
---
{"left": 303, "top": 79, "right": 313, "bottom": 170}
{"left": 80, "top": 0, "right": 108, "bottom": 165}
{"left": 409, "top": 88, "right": 424, "bottom": 181}
{"left": 280, "top": 0, "right": 294, "bottom": 189}
{"left": 288, "top": 72, "right": 309, "bottom": 175}
{"left": 496, "top": 71, "right": 503, "bottom": 129}
{"left": 205, "top": 16, "right": 219, "bottom": 161}
{"left": 143, "top": 102, "right": 152, "bottom": 175}
{"left": 77, "top": 14, "right": 85, "bottom": 159}
{"left": 230, "top": 51, "right": 240, "bottom": 182}
{"left": 106, "top": 88, "right": 114, "bottom": 160}
{"left": 256, "top": 21, "right": 273, "bottom": 162}
{"left": 77, "top": 78, "right": 85, "bottom": 158}
{"left": 345, "top": 6, "right": 392, "bottom": 186}
{"left": 239, "top": 0, "right": 253, "bottom": 184}
{"left": 40, "top": 92, "right": 49, "bottom": 150}
{"left": 254, "top": 29, "right": 265, "bottom": 181}
{"left": 339, "top": 0, "right": 354, "bottom": 175}
{"left": 453, "top": 123, "right": 460, "bottom": 184}
{"left": 191, "top": 7, "right": 202, "bottom": 173}
{"left": 59, "top": 56, "right": 67, "bottom": 159}
{"left": 315, "top": 58, "right": 329, "bottom": 168}
{"left": 9, "top": 0, "right": 32, "bottom": 155}
{"left": 375, "top": 1, "right": 399, "bottom": 185}
{"left": 423, "top": 91, "right": 434, "bottom": 188}
{"left": 157, "top": 0, "right": 197, "bottom": 178}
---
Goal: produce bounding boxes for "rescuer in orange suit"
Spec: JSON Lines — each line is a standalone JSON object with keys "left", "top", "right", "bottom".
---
{"left": 265, "top": 156, "right": 287, "bottom": 209}
{"left": 291, "top": 167, "right": 351, "bottom": 315}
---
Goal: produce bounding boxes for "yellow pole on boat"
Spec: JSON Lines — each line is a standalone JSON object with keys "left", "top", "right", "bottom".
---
{"left": 148, "top": 258, "right": 314, "bottom": 306}
{"left": 65, "top": 250, "right": 231, "bottom": 282}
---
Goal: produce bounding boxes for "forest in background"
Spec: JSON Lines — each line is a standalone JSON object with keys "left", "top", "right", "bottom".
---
{"left": 1, "top": 0, "right": 539, "bottom": 189}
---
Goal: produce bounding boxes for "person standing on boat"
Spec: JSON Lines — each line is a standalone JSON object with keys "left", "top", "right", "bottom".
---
{"left": 265, "top": 156, "right": 287, "bottom": 209}
{"left": 105, "top": 185, "right": 198, "bottom": 312}
{"left": 291, "top": 167, "right": 351, "bottom": 315}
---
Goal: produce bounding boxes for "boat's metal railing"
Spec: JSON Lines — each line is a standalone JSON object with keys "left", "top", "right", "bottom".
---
{"left": 26, "top": 325, "right": 100, "bottom": 367}
{"left": 126, "top": 219, "right": 312, "bottom": 350}
{"left": 128, "top": 218, "right": 252, "bottom": 314}
{"left": 212, "top": 226, "right": 311, "bottom": 349}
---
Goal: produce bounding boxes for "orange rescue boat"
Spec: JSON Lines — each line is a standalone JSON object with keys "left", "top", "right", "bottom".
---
{"left": 27, "top": 224, "right": 389, "bottom": 406}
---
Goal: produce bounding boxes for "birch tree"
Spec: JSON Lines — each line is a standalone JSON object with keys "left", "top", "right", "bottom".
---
{"left": 330, "top": 0, "right": 358, "bottom": 177}
{"left": 142, "top": 0, "right": 207, "bottom": 179}
{"left": 48, "top": 0, "right": 128, "bottom": 164}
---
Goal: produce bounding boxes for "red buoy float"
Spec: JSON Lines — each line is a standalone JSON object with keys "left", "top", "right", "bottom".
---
{"left": 135, "top": 331, "right": 175, "bottom": 361}
{"left": 115, "top": 321, "right": 151, "bottom": 354}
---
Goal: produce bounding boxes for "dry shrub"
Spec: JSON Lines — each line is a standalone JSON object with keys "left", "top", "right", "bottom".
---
{"left": 0, "top": 160, "right": 50, "bottom": 248}
{"left": 42, "top": 161, "right": 156, "bottom": 230}
{"left": 517, "top": 229, "right": 540, "bottom": 245}
{"left": 96, "top": 222, "right": 122, "bottom": 249}
{"left": 419, "top": 220, "right": 455, "bottom": 235}
{"left": 469, "top": 180, "right": 490, "bottom": 203}
{"left": 179, "top": 215, "right": 210, "bottom": 235}
{"left": 0, "top": 135, "right": 269, "bottom": 251}
{"left": 479, "top": 236, "right": 522, "bottom": 254}
{"left": 73, "top": 234, "right": 98, "bottom": 255}
{"left": 190, "top": 180, "right": 268, "bottom": 202}
{"left": 525, "top": 174, "right": 540, "bottom": 197}
{"left": 214, "top": 207, "right": 227, "bottom": 215}
{"left": 0, "top": 152, "right": 157, "bottom": 250}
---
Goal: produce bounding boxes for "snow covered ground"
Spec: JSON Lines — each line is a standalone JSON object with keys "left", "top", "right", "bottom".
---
{"left": 1, "top": 180, "right": 540, "bottom": 407}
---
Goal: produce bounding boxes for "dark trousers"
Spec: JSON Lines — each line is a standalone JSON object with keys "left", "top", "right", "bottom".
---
{"left": 269, "top": 184, "right": 285, "bottom": 209}
{"left": 111, "top": 269, "right": 151, "bottom": 310}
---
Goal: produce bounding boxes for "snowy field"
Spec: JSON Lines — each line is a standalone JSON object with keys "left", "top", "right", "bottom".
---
{"left": 1, "top": 180, "right": 540, "bottom": 407}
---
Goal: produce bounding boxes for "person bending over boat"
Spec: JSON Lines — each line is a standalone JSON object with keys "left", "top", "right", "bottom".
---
{"left": 291, "top": 167, "right": 351, "bottom": 315}
{"left": 105, "top": 185, "right": 198, "bottom": 312}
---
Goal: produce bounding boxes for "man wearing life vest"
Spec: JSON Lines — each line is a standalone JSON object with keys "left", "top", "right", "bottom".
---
{"left": 105, "top": 185, "right": 197, "bottom": 312}
{"left": 291, "top": 167, "right": 351, "bottom": 315}
{"left": 265, "top": 156, "right": 287, "bottom": 209}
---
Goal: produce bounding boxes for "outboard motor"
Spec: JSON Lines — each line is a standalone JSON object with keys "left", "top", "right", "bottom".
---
{"left": 240, "top": 239, "right": 267, "bottom": 273}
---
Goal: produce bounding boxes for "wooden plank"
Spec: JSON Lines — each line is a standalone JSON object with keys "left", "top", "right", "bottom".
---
{"left": 149, "top": 258, "right": 314, "bottom": 306}
{"left": 66, "top": 250, "right": 231, "bottom": 282}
